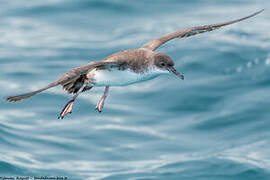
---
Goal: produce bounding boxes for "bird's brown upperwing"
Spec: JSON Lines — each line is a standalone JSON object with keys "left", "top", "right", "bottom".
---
{"left": 6, "top": 61, "right": 125, "bottom": 102}
{"left": 6, "top": 60, "right": 128, "bottom": 102}
{"left": 141, "top": 9, "right": 264, "bottom": 51}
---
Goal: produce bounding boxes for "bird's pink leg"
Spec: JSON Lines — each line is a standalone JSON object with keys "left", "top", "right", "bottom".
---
{"left": 96, "top": 86, "right": 110, "bottom": 113}
{"left": 58, "top": 84, "right": 86, "bottom": 119}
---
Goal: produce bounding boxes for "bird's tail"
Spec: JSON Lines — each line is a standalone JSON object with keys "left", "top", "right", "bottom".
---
{"left": 6, "top": 82, "right": 59, "bottom": 102}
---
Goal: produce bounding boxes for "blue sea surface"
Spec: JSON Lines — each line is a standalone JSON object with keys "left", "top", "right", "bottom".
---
{"left": 0, "top": 0, "right": 270, "bottom": 179}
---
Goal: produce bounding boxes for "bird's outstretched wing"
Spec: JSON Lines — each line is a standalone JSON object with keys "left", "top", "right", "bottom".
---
{"left": 141, "top": 9, "right": 264, "bottom": 51}
{"left": 6, "top": 61, "right": 124, "bottom": 102}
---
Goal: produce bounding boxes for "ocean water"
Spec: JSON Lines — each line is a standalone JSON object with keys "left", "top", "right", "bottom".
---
{"left": 0, "top": 0, "right": 270, "bottom": 179}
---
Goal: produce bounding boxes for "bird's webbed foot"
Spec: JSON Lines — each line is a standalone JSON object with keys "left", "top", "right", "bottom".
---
{"left": 96, "top": 86, "right": 110, "bottom": 113}
{"left": 96, "top": 96, "right": 105, "bottom": 113}
{"left": 58, "top": 100, "right": 74, "bottom": 119}
{"left": 58, "top": 84, "right": 86, "bottom": 119}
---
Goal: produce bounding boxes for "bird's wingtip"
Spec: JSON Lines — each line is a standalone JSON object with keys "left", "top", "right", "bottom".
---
{"left": 256, "top": 9, "right": 265, "bottom": 14}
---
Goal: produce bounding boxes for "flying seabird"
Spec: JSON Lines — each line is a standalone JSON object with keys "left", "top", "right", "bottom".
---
{"left": 6, "top": 9, "right": 264, "bottom": 119}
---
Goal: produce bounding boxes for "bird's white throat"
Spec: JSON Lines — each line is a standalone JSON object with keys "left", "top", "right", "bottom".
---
{"left": 92, "top": 67, "right": 168, "bottom": 86}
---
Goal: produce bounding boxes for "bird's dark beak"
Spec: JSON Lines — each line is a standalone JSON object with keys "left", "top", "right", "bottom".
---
{"left": 168, "top": 67, "right": 184, "bottom": 80}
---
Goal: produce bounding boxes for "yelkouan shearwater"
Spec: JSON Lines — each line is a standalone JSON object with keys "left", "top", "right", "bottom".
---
{"left": 6, "top": 10, "right": 264, "bottom": 119}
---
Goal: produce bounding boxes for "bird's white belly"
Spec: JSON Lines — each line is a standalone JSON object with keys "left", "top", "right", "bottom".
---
{"left": 92, "top": 68, "right": 163, "bottom": 86}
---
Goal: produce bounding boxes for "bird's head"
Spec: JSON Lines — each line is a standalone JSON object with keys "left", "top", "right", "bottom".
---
{"left": 153, "top": 53, "right": 184, "bottom": 80}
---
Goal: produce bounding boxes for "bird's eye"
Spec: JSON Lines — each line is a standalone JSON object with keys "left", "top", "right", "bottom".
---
{"left": 160, "top": 62, "right": 165, "bottom": 67}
